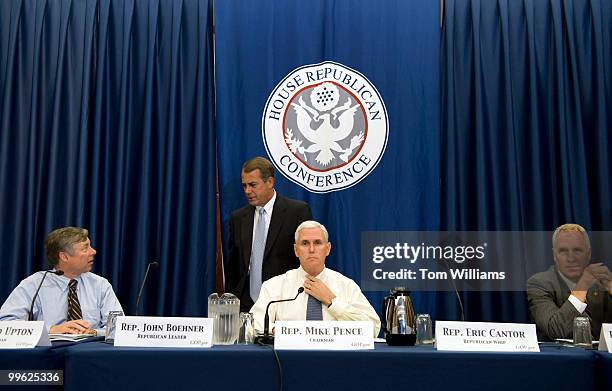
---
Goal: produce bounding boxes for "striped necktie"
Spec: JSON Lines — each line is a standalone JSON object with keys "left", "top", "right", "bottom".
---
{"left": 67, "top": 279, "right": 83, "bottom": 321}
{"left": 306, "top": 295, "right": 323, "bottom": 320}
{"left": 250, "top": 208, "right": 266, "bottom": 301}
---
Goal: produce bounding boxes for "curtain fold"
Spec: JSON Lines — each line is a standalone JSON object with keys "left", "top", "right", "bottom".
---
{"left": 442, "top": 0, "right": 611, "bottom": 321}
{"left": 3, "top": 0, "right": 609, "bottom": 324}
{"left": 0, "top": 0, "right": 216, "bottom": 317}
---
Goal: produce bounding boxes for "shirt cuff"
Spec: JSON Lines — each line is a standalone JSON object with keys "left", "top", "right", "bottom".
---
{"left": 326, "top": 297, "right": 349, "bottom": 318}
{"left": 568, "top": 294, "right": 588, "bottom": 313}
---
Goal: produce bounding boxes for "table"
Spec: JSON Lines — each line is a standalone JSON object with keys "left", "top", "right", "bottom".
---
{"left": 594, "top": 350, "right": 612, "bottom": 390}
{"left": 62, "top": 343, "right": 598, "bottom": 391}
{"left": 1, "top": 341, "right": 608, "bottom": 391}
{"left": 0, "top": 344, "right": 65, "bottom": 391}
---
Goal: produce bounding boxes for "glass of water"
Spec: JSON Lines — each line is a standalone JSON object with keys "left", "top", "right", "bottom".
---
{"left": 572, "top": 316, "right": 592, "bottom": 348}
{"left": 105, "top": 310, "right": 124, "bottom": 344}
{"left": 416, "top": 314, "right": 434, "bottom": 345}
{"left": 237, "top": 312, "right": 254, "bottom": 344}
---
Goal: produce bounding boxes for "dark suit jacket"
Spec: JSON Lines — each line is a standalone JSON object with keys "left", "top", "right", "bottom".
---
{"left": 527, "top": 266, "right": 612, "bottom": 341}
{"left": 225, "top": 195, "right": 312, "bottom": 311}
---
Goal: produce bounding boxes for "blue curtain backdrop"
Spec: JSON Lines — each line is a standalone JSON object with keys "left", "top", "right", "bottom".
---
{"left": 215, "top": 0, "right": 442, "bottom": 319}
{"left": 2, "top": 0, "right": 610, "bottom": 326}
{"left": 0, "top": 0, "right": 216, "bottom": 316}
{"left": 442, "top": 0, "right": 612, "bottom": 321}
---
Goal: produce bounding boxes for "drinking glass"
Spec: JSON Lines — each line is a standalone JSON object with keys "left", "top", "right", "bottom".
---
{"left": 572, "top": 316, "right": 592, "bottom": 348}
{"left": 105, "top": 310, "right": 124, "bottom": 344}
{"left": 416, "top": 314, "right": 434, "bottom": 345}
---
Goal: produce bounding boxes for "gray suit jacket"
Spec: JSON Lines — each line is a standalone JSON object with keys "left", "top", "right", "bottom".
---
{"left": 527, "top": 265, "right": 612, "bottom": 341}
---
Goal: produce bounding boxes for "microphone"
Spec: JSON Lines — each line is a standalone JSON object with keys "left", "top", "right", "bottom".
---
{"left": 436, "top": 250, "right": 465, "bottom": 322}
{"left": 436, "top": 255, "right": 465, "bottom": 321}
{"left": 28, "top": 269, "right": 64, "bottom": 321}
{"left": 255, "top": 287, "right": 304, "bottom": 345}
{"left": 134, "top": 261, "right": 159, "bottom": 316}
{"left": 435, "top": 234, "right": 466, "bottom": 322}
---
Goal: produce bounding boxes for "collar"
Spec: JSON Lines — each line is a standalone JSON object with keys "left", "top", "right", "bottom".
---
{"left": 556, "top": 268, "right": 577, "bottom": 291}
{"left": 297, "top": 265, "right": 327, "bottom": 280}
{"left": 256, "top": 190, "right": 276, "bottom": 217}
{"left": 50, "top": 270, "right": 84, "bottom": 291}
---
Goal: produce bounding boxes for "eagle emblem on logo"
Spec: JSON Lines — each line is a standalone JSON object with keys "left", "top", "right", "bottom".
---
{"left": 285, "top": 83, "right": 365, "bottom": 168}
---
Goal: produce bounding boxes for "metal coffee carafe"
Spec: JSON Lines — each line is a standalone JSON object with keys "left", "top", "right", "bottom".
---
{"left": 382, "top": 287, "right": 416, "bottom": 345}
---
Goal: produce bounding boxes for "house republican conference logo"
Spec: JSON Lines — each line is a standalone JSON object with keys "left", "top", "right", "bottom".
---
{"left": 262, "top": 61, "right": 388, "bottom": 193}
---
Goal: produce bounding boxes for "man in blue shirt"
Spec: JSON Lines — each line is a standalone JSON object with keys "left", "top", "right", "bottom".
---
{"left": 0, "top": 227, "right": 122, "bottom": 335}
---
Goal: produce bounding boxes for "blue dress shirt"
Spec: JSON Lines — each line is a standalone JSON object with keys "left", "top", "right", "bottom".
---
{"left": 0, "top": 270, "right": 123, "bottom": 334}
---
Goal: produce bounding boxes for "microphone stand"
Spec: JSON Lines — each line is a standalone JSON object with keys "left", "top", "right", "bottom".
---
{"left": 28, "top": 270, "right": 64, "bottom": 321}
{"left": 255, "top": 287, "right": 304, "bottom": 345}
{"left": 134, "top": 261, "right": 159, "bottom": 316}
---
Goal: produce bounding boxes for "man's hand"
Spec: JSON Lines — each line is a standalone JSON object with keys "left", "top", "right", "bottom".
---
{"left": 49, "top": 319, "right": 93, "bottom": 334}
{"left": 303, "top": 275, "right": 336, "bottom": 307}
{"left": 573, "top": 263, "right": 612, "bottom": 301}
{"left": 588, "top": 263, "right": 612, "bottom": 294}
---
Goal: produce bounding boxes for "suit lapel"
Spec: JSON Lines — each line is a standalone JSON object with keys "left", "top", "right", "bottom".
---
{"left": 240, "top": 206, "right": 256, "bottom": 270}
{"left": 264, "top": 196, "right": 286, "bottom": 259}
{"left": 554, "top": 266, "right": 603, "bottom": 322}
{"left": 551, "top": 267, "right": 571, "bottom": 307}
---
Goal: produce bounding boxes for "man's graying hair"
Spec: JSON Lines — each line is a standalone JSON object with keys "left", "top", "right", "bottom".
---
{"left": 45, "top": 227, "right": 89, "bottom": 266}
{"left": 295, "top": 221, "right": 329, "bottom": 243}
{"left": 552, "top": 223, "right": 590, "bottom": 249}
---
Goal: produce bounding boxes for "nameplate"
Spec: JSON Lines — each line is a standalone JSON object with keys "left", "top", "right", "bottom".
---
{"left": 435, "top": 321, "right": 539, "bottom": 352}
{"left": 274, "top": 321, "right": 373, "bottom": 350}
{"left": 0, "top": 321, "right": 51, "bottom": 349}
{"left": 598, "top": 323, "right": 612, "bottom": 352}
{"left": 114, "top": 316, "right": 213, "bottom": 348}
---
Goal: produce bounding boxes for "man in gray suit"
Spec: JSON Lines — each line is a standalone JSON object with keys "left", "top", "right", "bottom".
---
{"left": 527, "top": 223, "right": 612, "bottom": 341}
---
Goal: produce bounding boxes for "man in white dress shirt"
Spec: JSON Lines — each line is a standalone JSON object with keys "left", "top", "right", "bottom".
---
{"left": 250, "top": 220, "right": 380, "bottom": 337}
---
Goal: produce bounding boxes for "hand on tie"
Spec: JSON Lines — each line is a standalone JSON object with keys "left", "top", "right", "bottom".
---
{"left": 303, "top": 275, "right": 336, "bottom": 307}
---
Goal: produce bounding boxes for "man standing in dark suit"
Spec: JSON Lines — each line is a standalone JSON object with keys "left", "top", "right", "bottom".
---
{"left": 226, "top": 157, "right": 313, "bottom": 312}
{"left": 527, "top": 223, "right": 612, "bottom": 341}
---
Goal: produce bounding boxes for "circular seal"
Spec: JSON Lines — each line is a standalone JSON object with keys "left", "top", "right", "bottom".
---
{"left": 262, "top": 61, "right": 388, "bottom": 193}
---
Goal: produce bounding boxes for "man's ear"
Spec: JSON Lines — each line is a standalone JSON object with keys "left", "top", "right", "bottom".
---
{"left": 58, "top": 250, "right": 70, "bottom": 265}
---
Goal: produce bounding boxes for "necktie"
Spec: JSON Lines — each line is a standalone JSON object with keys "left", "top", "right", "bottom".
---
{"left": 250, "top": 208, "right": 266, "bottom": 301}
{"left": 67, "top": 279, "right": 83, "bottom": 321}
{"left": 306, "top": 295, "right": 323, "bottom": 320}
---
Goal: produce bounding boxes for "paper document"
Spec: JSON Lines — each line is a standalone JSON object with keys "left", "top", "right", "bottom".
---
{"left": 49, "top": 334, "right": 95, "bottom": 342}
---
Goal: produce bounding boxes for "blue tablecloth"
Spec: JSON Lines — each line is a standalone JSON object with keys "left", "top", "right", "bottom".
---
{"left": 1, "top": 341, "right": 607, "bottom": 391}
{"left": 0, "top": 345, "right": 65, "bottom": 391}
{"left": 594, "top": 350, "right": 612, "bottom": 390}
{"left": 61, "top": 342, "right": 598, "bottom": 391}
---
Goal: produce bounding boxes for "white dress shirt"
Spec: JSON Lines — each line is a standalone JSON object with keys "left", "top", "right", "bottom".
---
{"left": 250, "top": 266, "right": 381, "bottom": 337}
